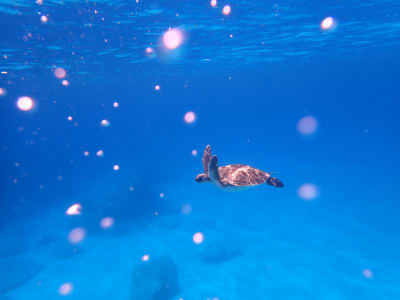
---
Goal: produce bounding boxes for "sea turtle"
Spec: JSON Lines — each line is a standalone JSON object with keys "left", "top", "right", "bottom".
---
{"left": 195, "top": 145, "right": 283, "bottom": 190}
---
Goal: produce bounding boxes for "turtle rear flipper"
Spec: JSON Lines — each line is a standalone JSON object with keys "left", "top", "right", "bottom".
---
{"left": 267, "top": 177, "right": 284, "bottom": 188}
{"left": 208, "top": 155, "right": 224, "bottom": 187}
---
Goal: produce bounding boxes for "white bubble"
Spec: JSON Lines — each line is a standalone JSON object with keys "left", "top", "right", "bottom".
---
{"left": 184, "top": 111, "right": 196, "bottom": 124}
{"left": 40, "top": 15, "right": 48, "bottom": 23}
{"left": 321, "top": 17, "right": 334, "bottom": 30}
{"left": 222, "top": 5, "right": 231, "bottom": 15}
{"left": 17, "top": 96, "right": 34, "bottom": 111}
{"left": 163, "top": 28, "right": 183, "bottom": 50}
{"left": 193, "top": 232, "right": 204, "bottom": 244}
{"left": 66, "top": 203, "right": 82, "bottom": 215}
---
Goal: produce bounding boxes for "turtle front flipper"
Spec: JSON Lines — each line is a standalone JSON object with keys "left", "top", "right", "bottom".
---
{"left": 208, "top": 155, "right": 224, "bottom": 187}
{"left": 202, "top": 145, "right": 212, "bottom": 177}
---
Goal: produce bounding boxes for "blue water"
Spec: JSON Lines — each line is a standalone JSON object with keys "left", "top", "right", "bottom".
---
{"left": 1, "top": 0, "right": 400, "bottom": 299}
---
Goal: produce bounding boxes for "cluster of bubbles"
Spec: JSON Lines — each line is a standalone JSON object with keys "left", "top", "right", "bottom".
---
{"left": 53, "top": 67, "right": 69, "bottom": 86}
{"left": 296, "top": 115, "right": 319, "bottom": 201}
{"left": 65, "top": 203, "right": 115, "bottom": 244}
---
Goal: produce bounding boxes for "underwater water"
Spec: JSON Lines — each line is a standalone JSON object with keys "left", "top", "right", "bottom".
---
{"left": 1, "top": 0, "right": 400, "bottom": 299}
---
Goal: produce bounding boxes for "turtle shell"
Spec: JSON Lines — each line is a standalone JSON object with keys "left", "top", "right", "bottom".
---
{"left": 218, "top": 164, "right": 271, "bottom": 186}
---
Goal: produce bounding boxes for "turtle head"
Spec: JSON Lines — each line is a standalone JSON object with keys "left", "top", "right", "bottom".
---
{"left": 195, "top": 173, "right": 210, "bottom": 183}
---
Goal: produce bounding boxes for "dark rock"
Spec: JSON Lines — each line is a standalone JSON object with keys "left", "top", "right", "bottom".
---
{"left": 130, "top": 254, "right": 179, "bottom": 300}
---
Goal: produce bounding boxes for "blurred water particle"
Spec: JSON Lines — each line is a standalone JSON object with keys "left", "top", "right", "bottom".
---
{"left": 210, "top": 0, "right": 217, "bottom": 7}
{"left": 96, "top": 150, "right": 104, "bottom": 157}
{"left": 141, "top": 254, "right": 150, "bottom": 261}
{"left": 58, "top": 282, "right": 74, "bottom": 296}
{"left": 100, "top": 217, "right": 114, "bottom": 229}
{"left": 54, "top": 68, "right": 66, "bottom": 79}
{"left": 363, "top": 269, "right": 373, "bottom": 278}
{"left": 181, "top": 203, "right": 192, "bottom": 215}
{"left": 297, "top": 115, "right": 318, "bottom": 135}
{"left": 0, "top": 87, "right": 6, "bottom": 96}
{"left": 100, "top": 119, "right": 110, "bottom": 127}
{"left": 145, "top": 47, "right": 156, "bottom": 59}
{"left": 297, "top": 183, "right": 319, "bottom": 200}
{"left": 68, "top": 228, "right": 86, "bottom": 244}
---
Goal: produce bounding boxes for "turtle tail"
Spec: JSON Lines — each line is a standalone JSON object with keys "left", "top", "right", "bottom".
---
{"left": 267, "top": 177, "right": 284, "bottom": 188}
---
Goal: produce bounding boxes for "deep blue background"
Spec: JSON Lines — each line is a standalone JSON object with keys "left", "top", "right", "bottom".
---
{"left": 1, "top": 0, "right": 400, "bottom": 298}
